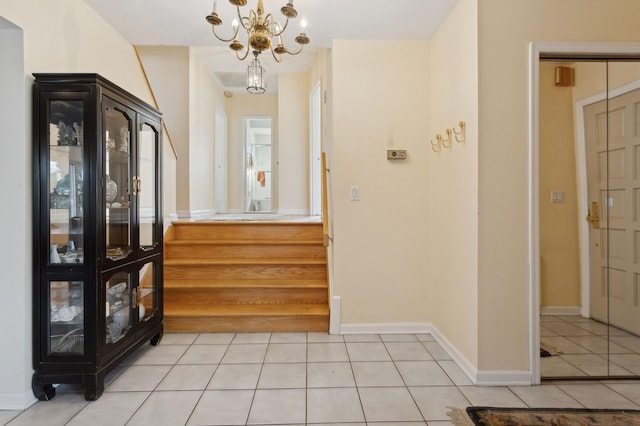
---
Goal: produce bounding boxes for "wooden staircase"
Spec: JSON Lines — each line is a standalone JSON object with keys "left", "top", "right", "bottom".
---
{"left": 163, "top": 221, "right": 329, "bottom": 332}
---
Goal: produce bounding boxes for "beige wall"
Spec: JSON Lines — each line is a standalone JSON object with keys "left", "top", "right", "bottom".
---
{"left": 0, "top": 0, "right": 158, "bottom": 408}
{"left": 138, "top": 47, "right": 224, "bottom": 218}
{"left": 136, "top": 46, "right": 188, "bottom": 218}
{"left": 226, "top": 95, "right": 278, "bottom": 212}
{"left": 477, "top": 0, "right": 640, "bottom": 371}
{"left": 539, "top": 62, "right": 581, "bottom": 309}
{"left": 278, "top": 72, "right": 310, "bottom": 214}
{"left": 428, "top": 0, "right": 479, "bottom": 367}
{"left": 331, "top": 40, "right": 430, "bottom": 325}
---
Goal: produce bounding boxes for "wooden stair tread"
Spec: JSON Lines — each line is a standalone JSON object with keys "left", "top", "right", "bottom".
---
{"left": 171, "top": 221, "right": 321, "bottom": 227}
{"left": 166, "top": 239, "right": 322, "bottom": 246}
{"left": 165, "top": 304, "right": 329, "bottom": 316}
{"left": 164, "top": 258, "right": 327, "bottom": 266}
{"left": 164, "top": 279, "right": 327, "bottom": 289}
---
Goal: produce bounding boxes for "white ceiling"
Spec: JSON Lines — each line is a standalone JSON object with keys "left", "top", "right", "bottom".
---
{"left": 84, "top": 0, "right": 459, "bottom": 93}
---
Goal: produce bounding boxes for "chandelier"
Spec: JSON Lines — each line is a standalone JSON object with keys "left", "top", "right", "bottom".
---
{"left": 206, "top": 0, "right": 310, "bottom": 63}
{"left": 247, "top": 51, "right": 266, "bottom": 94}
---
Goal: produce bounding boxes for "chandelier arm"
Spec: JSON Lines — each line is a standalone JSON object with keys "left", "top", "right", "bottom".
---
{"left": 272, "top": 17, "right": 290, "bottom": 36}
{"left": 238, "top": 9, "right": 256, "bottom": 31}
{"left": 269, "top": 45, "right": 283, "bottom": 63}
{"left": 211, "top": 25, "right": 240, "bottom": 43}
{"left": 235, "top": 45, "right": 251, "bottom": 61}
{"left": 281, "top": 44, "right": 305, "bottom": 56}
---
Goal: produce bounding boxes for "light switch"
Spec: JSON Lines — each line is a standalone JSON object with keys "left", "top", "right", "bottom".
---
{"left": 550, "top": 191, "right": 564, "bottom": 204}
{"left": 350, "top": 185, "right": 359, "bottom": 201}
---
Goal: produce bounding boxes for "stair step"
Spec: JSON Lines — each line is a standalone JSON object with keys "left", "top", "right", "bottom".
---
{"left": 166, "top": 304, "right": 329, "bottom": 317}
{"left": 164, "top": 279, "right": 328, "bottom": 289}
{"left": 165, "top": 241, "right": 326, "bottom": 260}
{"left": 172, "top": 222, "right": 323, "bottom": 242}
{"left": 164, "top": 304, "right": 329, "bottom": 333}
{"left": 164, "top": 258, "right": 327, "bottom": 266}
{"left": 165, "top": 287, "right": 328, "bottom": 306}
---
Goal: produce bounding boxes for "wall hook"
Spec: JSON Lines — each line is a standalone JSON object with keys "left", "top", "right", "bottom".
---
{"left": 441, "top": 128, "right": 452, "bottom": 148}
{"left": 431, "top": 136, "right": 442, "bottom": 152}
{"left": 453, "top": 121, "right": 466, "bottom": 143}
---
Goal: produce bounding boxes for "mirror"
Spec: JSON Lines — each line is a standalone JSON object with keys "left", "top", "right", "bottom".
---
{"left": 243, "top": 117, "right": 273, "bottom": 213}
{"left": 540, "top": 59, "right": 640, "bottom": 378}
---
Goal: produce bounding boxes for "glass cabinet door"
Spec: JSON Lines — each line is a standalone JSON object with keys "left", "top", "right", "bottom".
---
{"left": 49, "top": 100, "right": 84, "bottom": 265}
{"left": 105, "top": 271, "right": 132, "bottom": 344}
{"left": 104, "top": 100, "right": 133, "bottom": 261}
{"left": 138, "top": 260, "right": 159, "bottom": 322}
{"left": 49, "top": 281, "right": 84, "bottom": 355}
{"left": 137, "top": 120, "right": 160, "bottom": 252}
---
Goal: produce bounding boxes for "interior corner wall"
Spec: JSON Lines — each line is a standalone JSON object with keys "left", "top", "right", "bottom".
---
{"left": 0, "top": 16, "right": 30, "bottom": 410}
{"left": 278, "top": 72, "right": 310, "bottom": 214}
{"left": 477, "top": 0, "right": 640, "bottom": 372}
{"left": 226, "top": 95, "right": 278, "bottom": 213}
{"left": 136, "top": 46, "right": 190, "bottom": 216}
{"left": 331, "top": 40, "right": 430, "bottom": 326}
{"left": 428, "top": 0, "right": 479, "bottom": 369}
{"left": 0, "top": 0, "right": 157, "bottom": 409}
{"left": 188, "top": 49, "right": 226, "bottom": 216}
{"left": 538, "top": 61, "right": 580, "bottom": 309}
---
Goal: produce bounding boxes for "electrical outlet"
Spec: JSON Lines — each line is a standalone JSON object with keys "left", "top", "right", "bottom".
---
{"left": 387, "top": 149, "right": 407, "bottom": 160}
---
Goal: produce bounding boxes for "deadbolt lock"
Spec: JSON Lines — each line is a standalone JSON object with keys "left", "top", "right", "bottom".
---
{"left": 586, "top": 201, "right": 600, "bottom": 229}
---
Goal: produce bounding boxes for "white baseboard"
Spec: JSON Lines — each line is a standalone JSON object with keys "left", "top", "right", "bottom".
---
{"left": 540, "top": 306, "right": 582, "bottom": 316}
{"left": 339, "top": 322, "right": 431, "bottom": 335}
{"left": 329, "top": 296, "right": 341, "bottom": 335}
{"left": 176, "top": 209, "right": 215, "bottom": 219}
{"left": 428, "top": 325, "right": 478, "bottom": 384}
{"left": 0, "top": 391, "right": 36, "bottom": 410}
{"left": 475, "top": 370, "right": 533, "bottom": 386}
{"left": 276, "top": 209, "right": 311, "bottom": 215}
{"left": 338, "top": 321, "right": 534, "bottom": 386}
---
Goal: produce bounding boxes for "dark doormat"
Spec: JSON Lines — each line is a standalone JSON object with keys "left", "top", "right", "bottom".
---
{"left": 448, "top": 406, "right": 640, "bottom": 426}
{"left": 540, "top": 348, "right": 552, "bottom": 357}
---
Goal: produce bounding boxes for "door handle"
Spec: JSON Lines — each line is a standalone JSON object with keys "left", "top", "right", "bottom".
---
{"left": 586, "top": 201, "right": 600, "bottom": 229}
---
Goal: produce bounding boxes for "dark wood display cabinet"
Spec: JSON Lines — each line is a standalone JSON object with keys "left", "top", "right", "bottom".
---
{"left": 31, "top": 74, "right": 164, "bottom": 401}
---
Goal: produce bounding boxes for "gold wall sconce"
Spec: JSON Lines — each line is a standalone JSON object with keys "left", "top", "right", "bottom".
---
{"left": 431, "top": 121, "right": 466, "bottom": 152}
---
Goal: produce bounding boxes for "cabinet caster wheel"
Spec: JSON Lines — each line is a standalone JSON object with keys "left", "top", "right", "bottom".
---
{"left": 33, "top": 383, "right": 55, "bottom": 401}
{"left": 150, "top": 330, "right": 163, "bottom": 346}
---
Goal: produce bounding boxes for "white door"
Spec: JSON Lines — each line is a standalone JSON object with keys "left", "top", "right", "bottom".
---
{"left": 584, "top": 85, "right": 640, "bottom": 335}
{"left": 215, "top": 110, "right": 227, "bottom": 213}
{"left": 310, "top": 83, "right": 322, "bottom": 216}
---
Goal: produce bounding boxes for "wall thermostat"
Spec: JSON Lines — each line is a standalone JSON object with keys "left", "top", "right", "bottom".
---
{"left": 387, "top": 150, "right": 407, "bottom": 160}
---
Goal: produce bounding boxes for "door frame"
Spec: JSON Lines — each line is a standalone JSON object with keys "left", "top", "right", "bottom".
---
{"left": 529, "top": 41, "right": 640, "bottom": 385}
{"left": 575, "top": 79, "right": 640, "bottom": 321}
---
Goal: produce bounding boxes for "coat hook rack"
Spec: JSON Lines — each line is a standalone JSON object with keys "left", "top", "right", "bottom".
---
{"left": 453, "top": 121, "right": 466, "bottom": 143}
{"left": 431, "top": 129, "right": 451, "bottom": 152}
{"left": 431, "top": 121, "right": 466, "bottom": 153}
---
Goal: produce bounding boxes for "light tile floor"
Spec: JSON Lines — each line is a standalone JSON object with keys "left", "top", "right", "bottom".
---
{"left": 541, "top": 315, "right": 640, "bottom": 378}
{"left": 3, "top": 332, "right": 640, "bottom": 425}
